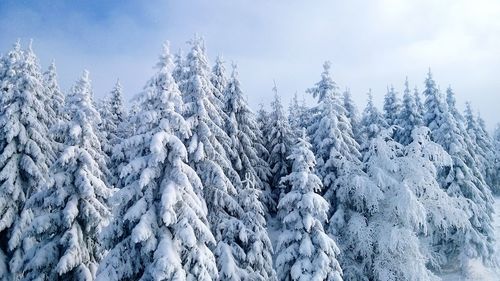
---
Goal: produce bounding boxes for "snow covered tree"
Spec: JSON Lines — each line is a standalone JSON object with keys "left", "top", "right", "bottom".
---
{"left": 276, "top": 133, "right": 343, "bottom": 281}
{"left": 211, "top": 55, "right": 228, "bottom": 103}
{"left": 307, "top": 62, "right": 381, "bottom": 281}
{"left": 476, "top": 115, "right": 499, "bottom": 194}
{"left": 401, "top": 127, "right": 472, "bottom": 272}
{"left": 494, "top": 124, "right": 500, "bottom": 192}
{"left": 43, "top": 61, "right": 66, "bottom": 126}
{"left": 288, "top": 92, "right": 308, "bottom": 140}
{"left": 267, "top": 84, "right": 293, "bottom": 202}
{"left": 98, "top": 80, "right": 127, "bottom": 186}
{"left": 382, "top": 85, "right": 400, "bottom": 126}
{"left": 423, "top": 71, "right": 495, "bottom": 270}
{"left": 97, "top": 43, "right": 217, "bottom": 281}
{"left": 239, "top": 174, "right": 276, "bottom": 281}
{"left": 343, "top": 89, "right": 362, "bottom": 144}
{"left": 464, "top": 103, "right": 497, "bottom": 194}
{"left": 364, "top": 129, "right": 436, "bottom": 281}
{"left": 181, "top": 37, "right": 247, "bottom": 280}
{"left": 306, "top": 62, "right": 361, "bottom": 201}
{"left": 223, "top": 65, "right": 274, "bottom": 213}
{"left": 172, "top": 49, "right": 186, "bottom": 85}
{"left": 360, "top": 90, "right": 388, "bottom": 150}
{"left": 17, "top": 70, "right": 112, "bottom": 281}
{"left": 0, "top": 42, "right": 55, "bottom": 278}
{"left": 394, "top": 78, "right": 422, "bottom": 145}
{"left": 414, "top": 86, "right": 424, "bottom": 117}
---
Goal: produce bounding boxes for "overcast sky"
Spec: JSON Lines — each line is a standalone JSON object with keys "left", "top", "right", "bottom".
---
{"left": 0, "top": 0, "right": 499, "bottom": 129}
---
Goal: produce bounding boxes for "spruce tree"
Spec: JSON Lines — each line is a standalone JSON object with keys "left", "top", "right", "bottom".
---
{"left": 267, "top": 84, "right": 293, "bottom": 202}
{"left": 18, "top": 70, "right": 112, "bottom": 280}
{"left": 0, "top": 42, "right": 54, "bottom": 278}
{"left": 181, "top": 37, "right": 247, "bottom": 280}
{"left": 360, "top": 90, "right": 388, "bottom": 150}
{"left": 98, "top": 43, "right": 217, "bottom": 281}
{"left": 423, "top": 71, "right": 494, "bottom": 270}
{"left": 276, "top": 132, "right": 343, "bottom": 281}
{"left": 307, "top": 62, "right": 381, "bottom": 281}
{"left": 364, "top": 130, "right": 435, "bottom": 281}
{"left": 464, "top": 103, "right": 497, "bottom": 194}
{"left": 288, "top": 92, "right": 308, "bottom": 140}
{"left": 239, "top": 174, "right": 277, "bottom": 281}
{"left": 343, "top": 89, "right": 362, "bottom": 144}
{"left": 43, "top": 61, "right": 66, "bottom": 126}
{"left": 382, "top": 85, "right": 400, "bottom": 126}
{"left": 223, "top": 65, "right": 274, "bottom": 213}
{"left": 394, "top": 78, "right": 422, "bottom": 145}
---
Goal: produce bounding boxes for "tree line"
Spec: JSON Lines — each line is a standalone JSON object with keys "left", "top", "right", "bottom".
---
{"left": 0, "top": 37, "right": 498, "bottom": 281}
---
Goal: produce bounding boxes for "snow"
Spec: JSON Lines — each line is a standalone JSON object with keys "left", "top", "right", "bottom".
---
{"left": 440, "top": 197, "right": 500, "bottom": 281}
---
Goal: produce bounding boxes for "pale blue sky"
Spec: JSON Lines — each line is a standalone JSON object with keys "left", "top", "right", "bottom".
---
{"left": 1, "top": 0, "right": 499, "bottom": 128}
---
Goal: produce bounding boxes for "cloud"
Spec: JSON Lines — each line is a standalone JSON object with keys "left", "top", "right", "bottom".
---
{"left": 0, "top": 0, "right": 498, "bottom": 129}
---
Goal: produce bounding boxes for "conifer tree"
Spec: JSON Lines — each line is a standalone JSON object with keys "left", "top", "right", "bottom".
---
{"left": 18, "top": 70, "right": 112, "bottom": 281}
{"left": 343, "top": 89, "right": 362, "bottom": 144}
{"left": 423, "top": 71, "right": 494, "bottom": 269}
{"left": 181, "top": 37, "right": 247, "bottom": 280}
{"left": 364, "top": 130, "right": 435, "bottom": 281}
{"left": 98, "top": 80, "right": 126, "bottom": 186}
{"left": 211, "top": 55, "right": 228, "bottom": 104}
{"left": 360, "top": 90, "right": 388, "bottom": 150}
{"left": 307, "top": 62, "right": 381, "bottom": 281}
{"left": 172, "top": 49, "right": 187, "bottom": 85}
{"left": 414, "top": 86, "right": 424, "bottom": 117}
{"left": 394, "top": 78, "right": 422, "bottom": 145}
{"left": 464, "top": 103, "right": 497, "bottom": 194}
{"left": 267, "top": 84, "right": 293, "bottom": 201}
{"left": 383, "top": 85, "right": 400, "bottom": 126}
{"left": 288, "top": 92, "right": 308, "bottom": 140}
{"left": 43, "top": 61, "right": 66, "bottom": 126}
{"left": 0, "top": 42, "right": 54, "bottom": 278}
{"left": 98, "top": 43, "right": 217, "bottom": 281}
{"left": 276, "top": 132, "right": 343, "bottom": 281}
{"left": 239, "top": 174, "right": 276, "bottom": 281}
{"left": 223, "top": 65, "right": 274, "bottom": 213}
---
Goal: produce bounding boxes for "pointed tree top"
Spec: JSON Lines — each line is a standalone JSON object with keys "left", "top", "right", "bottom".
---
{"left": 28, "top": 38, "right": 34, "bottom": 52}
{"left": 114, "top": 78, "right": 122, "bottom": 89}
{"left": 367, "top": 88, "right": 373, "bottom": 100}
{"left": 230, "top": 62, "right": 238, "bottom": 78}
{"left": 14, "top": 39, "right": 21, "bottom": 51}
{"left": 272, "top": 80, "right": 278, "bottom": 96}
{"left": 215, "top": 54, "right": 225, "bottom": 64}
{"left": 323, "top": 60, "right": 332, "bottom": 72}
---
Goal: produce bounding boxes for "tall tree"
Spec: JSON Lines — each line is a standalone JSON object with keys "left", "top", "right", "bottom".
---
{"left": 239, "top": 174, "right": 277, "bottom": 281}
{"left": 423, "top": 71, "right": 494, "bottom": 270}
{"left": 307, "top": 62, "right": 381, "bottom": 281}
{"left": 343, "top": 89, "right": 362, "bottom": 144}
{"left": 288, "top": 92, "right": 308, "bottom": 140}
{"left": 464, "top": 103, "right": 497, "bottom": 194}
{"left": 181, "top": 37, "right": 248, "bottom": 280}
{"left": 276, "top": 132, "right": 343, "bottom": 281}
{"left": 267, "top": 84, "right": 293, "bottom": 202}
{"left": 382, "top": 85, "right": 400, "bottom": 126}
{"left": 360, "top": 90, "right": 388, "bottom": 151}
{"left": 364, "top": 129, "right": 434, "bottom": 281}
{"left": 18, "top": 70, "right": 112, "bottom": 280}
{"left": 98, "top": 43, "right": 217, "bottom": 281}
{"left": 0, "top": 42, "right": 54, "bottom": 278}
{"left": 394, "top": 78, "right": 422, "bottom": 145}
{"left": 43, "top": 61, "right": 66, "bottom": 126}
{"left": 223, "top": 65, "right": 274, "bottom": 213}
